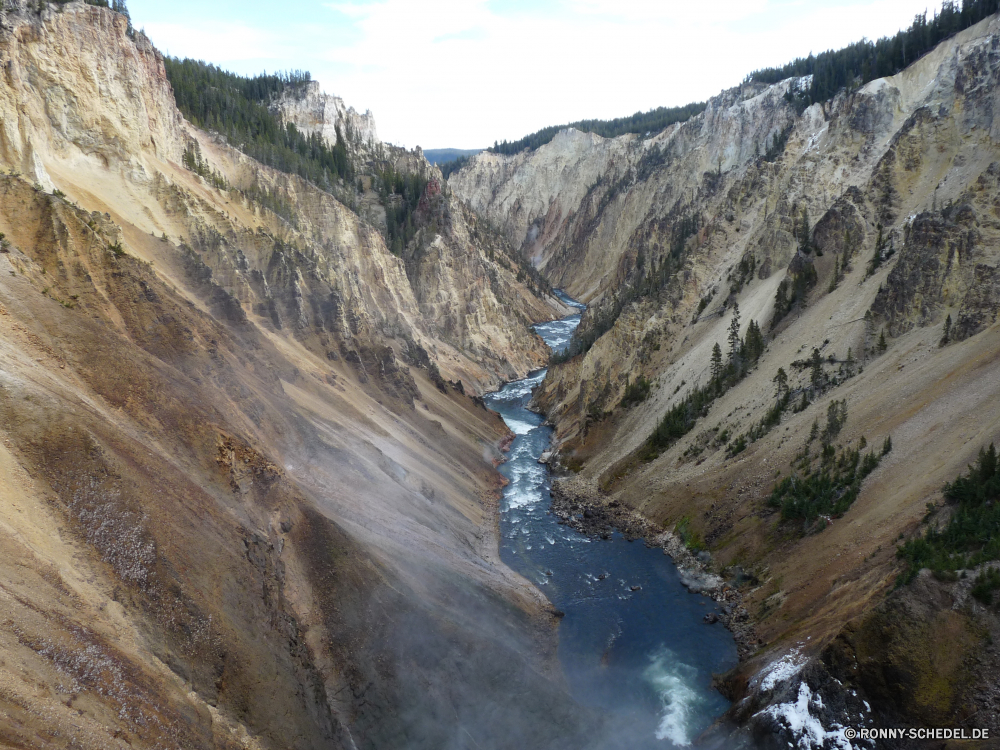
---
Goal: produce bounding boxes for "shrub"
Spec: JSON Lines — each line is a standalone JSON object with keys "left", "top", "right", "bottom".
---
{"left": 897, "top": 443, "right": 1000, "bottom": 583}
{"left": 620, "top": 376, "right": 652, "bottom": 408}
{"left": 972, "top": 568, "right": 1000, "bottom": 604}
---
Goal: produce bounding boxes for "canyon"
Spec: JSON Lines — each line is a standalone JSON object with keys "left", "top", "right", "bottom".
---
{"left": 452, "top": 13, "right": 1000, "bottom": 746}
{"left": 2, "top": 0, "right": 1000, "bottom": 748}
{"left": 0, "top": 2, "right": 590, "bottom": 749}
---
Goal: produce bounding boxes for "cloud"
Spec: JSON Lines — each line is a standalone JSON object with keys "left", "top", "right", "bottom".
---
{"left": 143, "top": 21, "right": 286, "bottom": 62}
{"left": 141, "top": 0, "right": 948, "bottom": 148}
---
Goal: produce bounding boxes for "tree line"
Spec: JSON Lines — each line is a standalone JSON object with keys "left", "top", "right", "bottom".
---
{"left": 748, "top": 0, "right": 1000, "bottom": 105}
{"left": 488, "top": 101, "right": 708, "bottom": 157}
{"left": 163, "top": 58, "right": 351, "bottom": 191}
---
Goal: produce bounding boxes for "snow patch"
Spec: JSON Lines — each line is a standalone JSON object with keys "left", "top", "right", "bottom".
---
{"left": 758, "top": 682, "right": 854, "bottom": 750}
{"left": 757, "top": 647, "right": 807, "bottom": 692}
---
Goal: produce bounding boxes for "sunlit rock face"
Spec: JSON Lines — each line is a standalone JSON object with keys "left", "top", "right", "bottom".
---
{"left": 273, "top": 80, "right": 380, "bottom": 153}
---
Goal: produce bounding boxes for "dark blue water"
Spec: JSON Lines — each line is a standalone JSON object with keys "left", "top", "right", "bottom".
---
{"left": 484, "top": 291, "right": 737, "bottom": 748}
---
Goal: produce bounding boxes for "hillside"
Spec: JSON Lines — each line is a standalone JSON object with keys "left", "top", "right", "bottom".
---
{"left": 423, "top": 148, "right": 482, "bottom": 165}
{"left": 452, "top": 13, "right": 1000, "bottom": 744}
{"left": 0, "top": 3, "right": 591, "bottom": 749}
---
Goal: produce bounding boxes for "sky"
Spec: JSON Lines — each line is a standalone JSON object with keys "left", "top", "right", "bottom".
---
{"left": 128, "top": 0, "right": 947, "bottom": 150}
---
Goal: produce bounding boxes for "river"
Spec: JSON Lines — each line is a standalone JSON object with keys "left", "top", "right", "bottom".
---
{"left": 483, "top": 291, "right": 738, "bottom": 748}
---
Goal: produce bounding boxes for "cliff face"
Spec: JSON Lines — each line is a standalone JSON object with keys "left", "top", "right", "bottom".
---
{"left": 0, "top": 0, "right": 559, "bottom": 394}
{"left": 0, "top": 3, "right": 587, "bottom": 749}
{"left": 274, "top": 80, "right": 380, "bottom": 153}
{"left": 453, "top": 13, "right": 1000, "bottom": 742}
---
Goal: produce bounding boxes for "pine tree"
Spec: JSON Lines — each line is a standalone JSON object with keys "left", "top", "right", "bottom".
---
{"left": 727, "top": 303, "right": 742, "bottom": 366}
{"left": 940, "top": 313, "right": 952, "bottom": 346}
{"left": 800, "top": 206, "right": 811, "bottom": 253}
{"left": 810, "top": 348, "right": 823, "bottom": 390}
{"left": 878, "top": 329, "right": 887, "bottom": 352}
{"left": 710, "top": 343, "right": 723, "bottom": 383}
{"left": 743, "top": 320, "right": 764, "bottom": 363}
{"left": 773, "top": 367, "right": 788, "bottom": 401}
{"left": 980, "top": 443, "right": 997, "bottom": 483}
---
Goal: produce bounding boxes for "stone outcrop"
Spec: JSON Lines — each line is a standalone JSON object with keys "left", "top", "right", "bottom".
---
{"left": 273, "top": 80, "right": 380, "bottom": 153}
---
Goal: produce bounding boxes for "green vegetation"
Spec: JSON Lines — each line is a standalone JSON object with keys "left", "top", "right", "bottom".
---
{"left": 771, "top": 207, "right": 821, "bottom": 328}
{"left": 865, "top": 223, "right": 893, "bottom": 278}
{"left": 182, "top": 143, "right": 228, "bottom": 190}
{"left": 771, "top": 264, "right": 817, "bottom": 329}
{"left": 619, "top": 375, "right": 652, "bottom": 409}
{"left": 769, "top": 429, "right": 891, "bottom": 531}
{"left": 641, "top": 304, "right": 766, "bottom": 459}
{"left": 440, "top": 155, "right": 472, "bottom": 180}
{"left": 763, "top": 126, "right": 793, "bottom": 162}
{"left": 898, "top": 443, "right": 1000, "bottom": 584}
{"left": 488, "top": 102, "right": 707, "bottom": 156}
{"left": 375, "top": 165, "right": 429, "bottom": 255}
{"left": 940, "top": 314, "right": 953, "bottom": 347}
{"left": 738, "top": 342, "right": 861, "bottom": 459}
{"left": 163, "top": 60, "right": 352, "bottom": 191}
{"left": 424, "top": 150, "right": 480, "bottom": 179}
{"left": 164, "top": 58, "right": 442, "bottom": 256}
{"left": 423, "top": 148, "right": 480, "bottom": 165}
{"left": 972, "top": 568, "right": 1000, "bottom": 604}
{"left": 676, "top": 516, "right": 705, "bottom": 553}
{"left": 747, "top": 0, "right": 1000, "bottom": 104}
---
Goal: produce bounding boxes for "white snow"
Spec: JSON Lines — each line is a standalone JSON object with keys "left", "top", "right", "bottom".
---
{"left": 758, "top": 683, "right": 854, "bottom": 750}
{"left": 758, "top": 647, "right": 807, "bottom": 691}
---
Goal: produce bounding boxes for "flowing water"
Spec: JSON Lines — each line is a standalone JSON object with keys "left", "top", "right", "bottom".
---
{"left": 484, "top": 292, "right": 738, "bottom": 748}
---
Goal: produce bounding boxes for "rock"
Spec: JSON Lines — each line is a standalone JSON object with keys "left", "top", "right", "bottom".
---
{"left": 703, "top": 613, "right": 720, "bottom": 624}
{"left": 678, "top": 568, "right": 724, "bottom": 594}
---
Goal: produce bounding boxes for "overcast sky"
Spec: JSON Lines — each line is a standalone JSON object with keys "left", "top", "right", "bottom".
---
{"left": 129, "top": 0, "right": 946, "bottom": 150}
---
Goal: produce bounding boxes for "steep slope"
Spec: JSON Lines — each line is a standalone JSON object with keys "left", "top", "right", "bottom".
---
{"left": 453, "top": 13, "right": 1000, "bottom": 742}
{"left": 0, "top": 3, "right": 592, "bottom": 749}
{"left": 2, "top": 0, "right": 563, "bottom": 395}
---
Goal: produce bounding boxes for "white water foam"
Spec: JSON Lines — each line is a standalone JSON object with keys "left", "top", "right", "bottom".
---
{"left": 644, "top": 648, "right": 704, "bottom": 747}
{"left": 504, "top": 417, "right": 539, "bottom": 435}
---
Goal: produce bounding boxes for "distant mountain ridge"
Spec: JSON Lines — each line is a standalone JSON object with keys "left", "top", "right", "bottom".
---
{"left": 423, "top": 147, "right": 482, "bottom": 165}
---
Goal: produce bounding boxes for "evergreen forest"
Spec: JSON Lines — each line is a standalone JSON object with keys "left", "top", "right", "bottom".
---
{"left": 488, "top": 101, "right": 708, "bottom": 156}
{"left": 748, "top": 0, "right": 1000, "bottom": 105}
{"left": 163, "top": 59, "right": 352, "bottom": 191}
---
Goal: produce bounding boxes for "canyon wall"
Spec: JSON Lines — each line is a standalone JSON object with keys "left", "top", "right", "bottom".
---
{"left": 0, "top": 3, "right": 590, "bottom": 748}
{"left": 453, "top": 14, "right": 1000, "bottom": 744}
